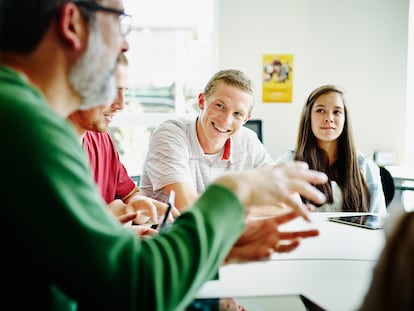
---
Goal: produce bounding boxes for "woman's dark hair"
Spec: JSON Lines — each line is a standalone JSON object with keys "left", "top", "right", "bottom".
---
{"left": 294, "top": 84, "right": 370, "bottom": 212}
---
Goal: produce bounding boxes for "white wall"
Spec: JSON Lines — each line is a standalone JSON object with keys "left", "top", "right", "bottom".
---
{"left": 216, "top": 0, "right": 409, "bottom": 164}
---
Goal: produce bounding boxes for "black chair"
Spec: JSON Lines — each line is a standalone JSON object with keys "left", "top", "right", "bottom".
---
{"left": 244, "top": 119, "right": 263, "bottom": 142}
{"left": 379, "top": 166, "right": 395, "bottom": 207}
{"left": 130, "top": 175, "right": 141, "bottom": 186}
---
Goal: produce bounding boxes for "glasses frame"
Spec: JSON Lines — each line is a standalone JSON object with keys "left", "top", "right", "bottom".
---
{"left": 73, "top": 1, "right": 132, "bottom": 36}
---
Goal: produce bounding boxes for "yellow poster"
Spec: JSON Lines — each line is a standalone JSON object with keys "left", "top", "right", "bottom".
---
{"left": 262, "top": 54, "right": 293, "bottom": 103}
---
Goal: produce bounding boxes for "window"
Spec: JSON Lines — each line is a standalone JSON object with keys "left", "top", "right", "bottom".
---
{"left": 110, "top": 0, "right": 215, "bottom": 176}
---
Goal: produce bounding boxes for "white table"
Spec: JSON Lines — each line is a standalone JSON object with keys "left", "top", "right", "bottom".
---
{"left": 196, "top": 212, "right": 386, "bottom": 311}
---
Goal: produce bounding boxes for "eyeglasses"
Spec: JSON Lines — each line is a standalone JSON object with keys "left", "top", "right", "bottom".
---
{"left": 73, "top": 1, "right": 132, "bottom": 36}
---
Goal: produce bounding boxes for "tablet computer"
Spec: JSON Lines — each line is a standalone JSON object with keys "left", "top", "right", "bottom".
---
{"left": 328, "top": 214, "right": 386, "bottom": 230}
{"left": 187, "top": 294, "right": 326, "bottom": 311}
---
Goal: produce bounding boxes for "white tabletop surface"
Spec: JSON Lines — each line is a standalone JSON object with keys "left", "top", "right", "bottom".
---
{"left": 270, "top": 212, "right": 385, "bottom": 261}
{"left": 196, "top": 212, "right": 386, "bottom": 311}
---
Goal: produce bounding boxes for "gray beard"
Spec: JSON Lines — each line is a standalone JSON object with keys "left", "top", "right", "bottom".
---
{"left": 69, "top": 26, "right": 117, "bottom": 110}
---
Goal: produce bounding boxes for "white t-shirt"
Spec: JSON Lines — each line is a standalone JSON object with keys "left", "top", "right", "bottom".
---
{"left": 140, "top": 118, "right": 274, "bottom": 203}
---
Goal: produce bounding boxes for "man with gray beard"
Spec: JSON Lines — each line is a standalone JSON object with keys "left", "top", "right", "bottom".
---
{"left": 0, "top": 0, "right": 328, "bottom": 310}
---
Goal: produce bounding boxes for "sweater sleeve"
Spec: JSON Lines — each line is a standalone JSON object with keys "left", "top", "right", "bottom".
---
{"left": 139, "top": 184, "right": 246, "bottom": 310}
{"left": 62, "top": 184, "right": 246, "bottom": 311}
{"left": 1, "top": 68, "right": 246, "bottom": 311}
{"left": 15, "top": 117, "right": 246, "bottom": 310}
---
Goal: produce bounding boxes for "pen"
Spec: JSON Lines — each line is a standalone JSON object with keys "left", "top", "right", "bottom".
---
{"left": 159, "top": 190, "right": 175, "bottom": 231}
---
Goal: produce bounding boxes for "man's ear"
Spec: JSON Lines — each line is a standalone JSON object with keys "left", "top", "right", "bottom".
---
{"left": 198, "top": 93, "right": 205, "bottom": 110}
{"left": 57, "top": 2, "right": 87, "bottom": 50}
{"left": 243, "top": 112, "right": 252, "bottom": 125}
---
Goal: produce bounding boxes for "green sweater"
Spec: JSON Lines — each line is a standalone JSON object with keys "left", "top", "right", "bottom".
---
{"left": 0, "top": 66, "right": 245, "bottom": 310}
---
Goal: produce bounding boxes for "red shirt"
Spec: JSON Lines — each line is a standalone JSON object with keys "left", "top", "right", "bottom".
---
{"left": 82, "top": 131, "right": 135, "bottom": 203}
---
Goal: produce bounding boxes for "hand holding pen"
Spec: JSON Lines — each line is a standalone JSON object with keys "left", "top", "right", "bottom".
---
{"left": 158, "top": 190, "right": 176, "bottom": 231}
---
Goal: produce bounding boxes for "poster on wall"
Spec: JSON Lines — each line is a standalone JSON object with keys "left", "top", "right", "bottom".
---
{"left": 262, "top": 54, "right": 293, "bottom": 103}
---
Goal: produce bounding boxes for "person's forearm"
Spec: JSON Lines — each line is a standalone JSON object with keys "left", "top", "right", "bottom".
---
{"left": 175, "top": 192, "right": 199, "bottom": 211}
{"left": 137, "top": 184, "right": 245, "bottom": 309}
{"left": 164, "top": 183, "right": 199, "bottom": 211}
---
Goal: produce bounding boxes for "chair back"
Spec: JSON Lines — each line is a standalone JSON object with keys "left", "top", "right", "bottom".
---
{"left": 379, "top": 166, "right": 395, "bottom": 207}
{"left": 244, "top": 119, "right": 263, "bottom": 142}
{"left": 130, "top": 175, "right": 141, "bottom": 186}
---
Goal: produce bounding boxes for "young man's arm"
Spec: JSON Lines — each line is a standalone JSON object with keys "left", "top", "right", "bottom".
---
{"left": 140, "top": 120, "right": 198, "bottom": 209}
{"left": 164, "top": 182, "right": 199, "bottom": 211}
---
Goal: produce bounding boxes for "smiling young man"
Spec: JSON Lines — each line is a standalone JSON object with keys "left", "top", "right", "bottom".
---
{"left": 140, "top": 69, "right": 274, "bottom": 210}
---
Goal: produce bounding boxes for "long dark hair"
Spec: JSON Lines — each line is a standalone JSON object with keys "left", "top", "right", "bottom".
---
{"left": 294, "top": 84, "right": 370, "bottom": 212}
